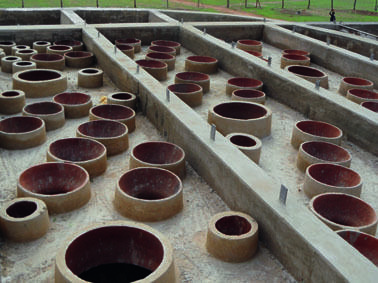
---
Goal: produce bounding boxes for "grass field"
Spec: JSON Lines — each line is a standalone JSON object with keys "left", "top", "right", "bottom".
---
{"left": 0, "top": 0, "right": 377, "bottom": 22}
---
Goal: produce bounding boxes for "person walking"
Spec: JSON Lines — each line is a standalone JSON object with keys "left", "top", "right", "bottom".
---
{"left": 329, "top": 9, "right": 336, "bottom": 22}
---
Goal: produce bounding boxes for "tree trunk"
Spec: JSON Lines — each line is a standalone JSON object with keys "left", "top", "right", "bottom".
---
{"left": 96, "top": 0, "right": 99, "bottom": 8}
{"left": 307, "top": 0, "right": 310, "bottom": 9}
{"left": 245, "top": 0, "right": 247, "bottom": 8}
{"left": 134, "top": 0, "right": 136, "bottom": 8}
{"left": 22, "top": 0, "right": 24, "bottom": 8}
{"left": 282, "top": 0, "right": 284, "bottom": 9}
{"left": 60, "top": 0, "right": 63, "bottom": 8}
{"left": 227, "top": 0, "right": 230, "bottom": 8}
{"left": 331, "top": 0, "right": 333, "bottom": 9}
{"left": 256, "top": 0, "right": 261, "bottom": 8}
{"left": 197, "top": 0, "right": 200, "bottom": 8}
{"left": 375, "top": 0, "right": 378, "bottom": 11}
{"left": 166, "top": 0, "right": 169, "bottom": 8}
{"left": 353, "top": 0, "right": 357, "bottom": 10}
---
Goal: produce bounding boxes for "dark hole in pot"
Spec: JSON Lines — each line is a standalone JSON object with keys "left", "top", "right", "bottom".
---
{"left": 6, "top": 201, "right": 37, "bottom": 218}
{"left": 18, "top": 70, "right": 61, "bottom": 81}
{"left": 214, "top": 102, "right": 267, "bottom": 120}
{"left": 230, "top": 135, "right": 257, "bottom": 147}
{"left": 215, "top": 215, "right": 252, "bottom": 236}
{"left": 133, "top": 142, "right": 184, "bottom": 165}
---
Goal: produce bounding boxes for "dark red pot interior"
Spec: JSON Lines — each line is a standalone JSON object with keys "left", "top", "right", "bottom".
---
{"left": 0, "top": 117, "right": 43, "bottom": 133}
{"left": 214, "top": 102, "right": 267, "bottom": 120}
{"left": 361, "top": 101, "right": 378, "bottom": 112}
{"left": 15, "top": 45, "right": 28, "bottom": 49}
{"left": 2, "top": 91, "right": 21, "bottom": 97}
{"left": 149, "top": 45, "right": 175, "bottom": 53}
{"left": 228, "top": 77, "right": 263, "bottom": 88}
{"left": 111, "top": 92, "right": 133, "bottom": 100}
{"left": 187, "top": 56, "right": 217, "bottom": 63}
{"left": 15, "top": 61, "right": 33, "bottom": 66}
{"left": 313, "top": 194, "right": 377, "bottom": 227}
{"left": 245, "top": 50, "right": 263, "bottom": 57}
{"left": 283, "top": 49, "right": 309, "bottom": 56}
{"left": 308, "top": 163, "right": 361, "bottom": 187}
{"left": 168, "top": 83, "right": 201, "bottom": 93}
{"left": 152, "top": 40, "right": 180, "bottom": 47}
{"left": 49, "top": 138, "right": 105, "bottom": 162}
{"left": 91, "top": 104, "right": 134, "bottom": 120}
{"left": 6, "top": 201, "right": 37, "bottom": 218}
{"left": 54, "top": 92, "right": 91, "bottom": 105}
{"left": 54, "top": 40, "right": 82, "bottom": 47}
{"left": 283, "top": 54, "right": 309, "bottom": 61}
{"left": 348, "top": 89, "right": 378, "bottom": 99}
{"left": 133, "top": 142, "right": 184, "bottom": 165}
{"left": 302, "top": 141, "right": 350, "bottom": 162}
{"left": 24, "top": 102, "right": 62, "bottom": 115}
{"left": 343, "top": 77, "right": 372, "bottom": 86}
{"left": 78, "top": 120, "right": 126, "bottom": 138}
{"left": 146, "top": 52, "right": 173, "bottom": 60}
{"left": 296, "top": 120, "right": 341, "bottom": 138}
{"left": 49, "top": 45, "right": 71, "bottom": 51}
{"left": 337, "top": 230, "right": 378, "bottom": 266}
{"left": 238, "top": 39, "right": 261, "bottom": 46}
{"left": 116, "top": 44, "right": 133, "bottom": 51}
{"left": 18, "top": 50, "right": 34, "bottom": 54}
{"left": 65, "top": 51, "right": 92, "bottom": 58}
{"left": 176, "top": 72, "right": 209, "bottom": 81}
{"left": 288, "top": 66, "right": 324, "bottom": 77}
{"left": 115, "top": 38, "right": 140, "bottom": 44}
{"left": 32, "top": 53, "right": 63, "bottom": 61}
{"left": 82, "top": 69, "right": 99, "bottom": 74}
{"left": 230, "top": 135, "right": 257, "bottom": 147}
{"left": 215, "top": 215, "right": 252, "bottom": 236}
{"left": 119, "top": 167, "right": 180, "bottom": 200}
{"left": 0, "top": 41, "right": 14, "bottom": 45}
{"left": 19, "top": 70, "right": 61, "bottom": 81}
{"left": 65, "top": 226, "right": 163, "bottom": 279}
{"left": 5, "top": 57, "right": 19, "bottom": 61}
{"left": 136, "top": 59, "right": 166, "bottom": 68}
{"left": 35, "top": 41, "right": 49, "bottom": 45}
{"left": 19, "top": 162, "right": 88, "bottom": 195}
{"left": 233, "top": 89, "right": 264, "bottom": 98}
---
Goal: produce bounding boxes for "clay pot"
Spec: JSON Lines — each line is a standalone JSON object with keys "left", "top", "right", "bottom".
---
{"left": 280, "top": 54, "right": 310, "bottom": 69}
{"left": 175, "top": 71, "right": 210, "bottom": 93}
{"left": 17, "top": 162, "right": 91, "bottom": 214}
{"left": 55, "top": 221, "right": 177, "bottom": 283}
{"left": 287, "top": 65, "right": 329, "bottom": 89}
{"left": 12, "top": 61, "right": 36, "bottom": 73}
{"left": 31, "top": 53, "right": 65, "bottom": 71}
{"left": 0, "top": 197, "right": 49, "bottom": 242}
{"left": 13, "top": 69, "right": 67, "bottom": 98}
{"left": 107, "top": 92, "right": 137, "bottom": 109}
{"left": 77, "top": 120, "right": 129, "bottom": 156}
{"left": 0, "top": 90, "right": 25, "bottom": 114}
{"left": 130, "top": 141, "right": 186, "bottom": 179}
{"left": 185, "top": 55, "right": 218, "bottom": 74}
{"left": 337, "top": 230, "right": 378, "bottom": 266}
{"left": 0, "top": 41, "right": 16, "bottom": 55}
{"left": 208, "top": 101, "right": 272, "bottom": 138}
{"left": 0, "top": 51, "right": 5, "bottom": 65}
{"left": 291, "top": 120, "right": 343, "bottom": 149}
{"left": 297, "top": 141, "right": 351, "bottom": 172}
{"left": 226, "top": 133, "right": 262, "bottom": 164}
{"left": 309, "top": 193, "right": 377, "bottom": 235}
{"left": 226, "top": 77, "right": 263, "bottom": 96}
{"left": 15, "top": 49, "right": 37, "bottom": 61}
{"left": 53, "top": 92, "right": 93, "bottom": 118}
{"left": 78, "top": 68, "right": 103, "bottom": 88}
{"left": 65, "top": 51, "right": 94, "bottom": 68}
{"left": 47, "top": 45, "right": 73, "bottom": 55}
{"left": 151, "top": 40, "right": 181, "bottom": 55}
{"left": 0, "top": 116, "right": 46, "bottom": 149}
{"left": 2, "top": 56, "right": 21, "bottom": 73}
{"left": 32, "top": 41, "right": 51, "bottom": 53}
{"left": 116, "top": 44, "right": 134, "bottom": 58}
{"left": 231, "top": 89, "right": 265, "bottom": 104}
{"left": 115, "top": 38, "right": 141, "bottom": 53}
{"left": 338, "top": 77, "right": 374, "bottom": 95}
{"left": 146, "top": 52, "right": 175, "bottom": 71}
{"left": 361, "top": 101, "right": 378, "bottom": 113}
{"left": 114, "top": 167, "right": 183, "bottom": 222}
{"left": 346, "top": 89, "right": 378, "bottom": 104}
{"left": 303, "top": 163, "right": 362, "bottom": 198}
{"left": 11, "top": 45, "right": 30, "bottom": 55}
{"left": 244, "top": 50, "right": 263, "bottom": 58}
{"left": 47, "top": 137, "right": 107, "bottom": 178}
{"left": 89, "top": 104, "right": 136, "bottom": 133}
{"left": 23, "top": 102, "right": 65, "bottom": 131}
{"left": 168, "top": 83, "right": 203, "bottom": 107}
{"left": 53, "top": 40, "right": 84, "bottom": 51}
{"left": 282, "top": 49, "right": 310, "bottom": 57}
{"left": 136, "top": 59, "right": 168, "bottom": 81}
{"left": 236, "top": 39, "right": 262, "bottom": 52}
{"left": 147, "top": 45, "right": 176, "bottom": 56}
{"left": 206, "top": 211, "right": 258, "bottom": 262}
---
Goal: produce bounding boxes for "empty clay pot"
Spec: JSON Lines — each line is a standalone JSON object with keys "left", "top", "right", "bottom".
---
{"left": 280, "top": 54, "right": 310, "bottom": 69}
{"left": 226, "top": 133, "right": 262, "bottom": 164}
{"left": 346, "top": 89, "right": 378, "bottom": 104}
{"left": 12, "top": 61, "right": 36, "bottom": 73}
{"left": 31, "top": 53, "right": 65, "bottom": 71}
{"left": 0, "top": 116, "right": 46, "bottom": 149}
{"left": 244, "top": 50, "right": 263, "bottom": 58}
{"left": 151, "top": 40, "right": 181, "bottom": 55}
{"left": 297, "top": 141, "right": 351, "bottom": 172}
{"left": 0, "top": 90, "right": 25, "bottom": 114}
{"left": 55, "top": 221, "right": 177, "bottom": 283}
{"left": 11, "top": 45, "right": 30, "bottom": 55}
{"left": 146, "top": 52, "right": 175, "bottom": 71}
{"left": 1, "top": 56, "right": 21, "bottom": 73}
{"left": 65, "top": 51, "right": 94, "bottom": 68}
{"left": 282, "top": 49, "right": 310, "bottom": 57}
{"left": 115, "top": 38, "right": 141, "bottom": 53}
{"left": 0, "top": 197, "right": 49, "bottom": 242}
{"left": 361, "top": 101, "right": 378, "bottom": 113}
{"left": 78, "top": 68, "right": 103, "bottom": 88}
{"left": 0, "top": 51, "right": 5, "bottom": 65}
{"left": 47, "top": 137, "right": 107, "bottom": 178}
{"left": 130, "top": 141, "right": 186, "bottom": 179}
{"left": 208, "top": 101, "right": 272, "bottom": 138}
{"left": 53, "top": 92, "right": 93, "bottom": 118}
{"left": 226, "top": 77, "right": 263, "bottom": 96}
{"left": 15, "top": 49, "right": 37, "bottom": 61}
{"left": 136, "top": 59, "right": 168, "bottom": 81}
{"left": 309, "top": 193, "right": 377, "bottom": 235}
{"left": 17, "top": 162, "right": 91, "bottom": 214}
{"left": 77, "top": 120, "right": 129, "bottom": 156}
{"left": 236, "top": 39, "right": 262, "bottom": 52}
{"left": 147, "top": 45, "right": 176, "bottom": 56}
{"left": 206, "top": 211, "right": 258, "bottom": 262}
{"left": 13, "top": 69, "right": 67, "bottom": 98}
{"left": 0, "top": 41, "right": 16, "bottom": 55}
{"left": 53, "top": 40, "right": 84, "bottom": 51}
{"left": 116, "top": 44, "right": 134, "bottom": 58}
{"left": 185, "top": 55, "right": 218, "bottom": 74}
{"left": 114, "top": 167, "right": 183, "bottom": 222}
{"left": 303, "top": 163, "right": 362, "bottom": 198}
{"left": 33, "top": 41, "right": 51, "bottom": 53}
{"left": 47, "top": 45, "right": 73, "bottom": 55}
{"left": 287, "top": 65, "right": 329, "bottom": 89}
{"left": 168, "top": 83, "right": 203, "bottom": 107}
{"left": 107, "top": 92, "right": 137, "bottom": 109}
{"left": 175, "top": 71, "right": 210, "bottom": 93}
{"left": 89, "top": 104, "right": 136, "bottom": 133}
{"left": 338, "top": 77, "right": 374, "bottom": 95}
{"left": 337, "top": 230, "right": 378, "bottom": 266}
{"left": 231, "top": 89, "right": 266, "bottom": 104}
{"left": 23, "top": 102, "right": 65, "bottom": 131}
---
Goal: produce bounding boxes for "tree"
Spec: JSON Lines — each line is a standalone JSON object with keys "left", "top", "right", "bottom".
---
{"left": 282, "top": 0, "right": 284, "bottom": 9}
{"left": 227, "top": 0, "right": 230, "bottom": 8}
{"left": 256, "top": 0, "right": 261, "bottom": 8}
{"left": 331, "top": 0, "right": 333, "bottom": 9}
{"left": 307, "top": 0, "right": 311, "bottom": 9}
{"left": 134, "top": 0, "right": 136, "bottom": 8}
{"left": 353, "top": 0, "right": 357, "bottom": 10}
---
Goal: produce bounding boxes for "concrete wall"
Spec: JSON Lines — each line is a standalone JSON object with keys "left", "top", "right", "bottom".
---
{"left": 74, "top": 8, "right": 150, "bottom": 24}
{"left": 61, "top": 9, "right": 85, "bottom": 25}
{"left": 161, "top": 9, "right": 262, "bottom": 22}
{"left": 311, "top": 22, "right": 378, "bottom": 36}
{"left": 0, "top": 8, "right": 61, "bottom": 25}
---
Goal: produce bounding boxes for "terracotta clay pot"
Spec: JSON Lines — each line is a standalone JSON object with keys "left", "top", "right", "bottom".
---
{"left": 12, "top": 61, "right": 36, "bottom": 73}
{"left": 361, "top": 101, "right": 378, "bottom": 113}
{"left": 17, "top": 162, "right": 91, "bottom": 214}
{"left": 231, "top": 89, "right": 265, "bottom": 104}
{"left": 185, "top": 55, "right": 218, "bottom": 74}
{"left": 47, "top": 137, "right": 107, "bottom": 178}
{"left": 297, "top": 141, "right": 351, "bottom": 172}
{"left": 55, "top": 221, "right": 177, "bottom": 283}
{"left": 77, "top": 68, "right": 103, "bottom": 88}
{"left": 309, "top": 193, "right": 377, "bottom": 235}
{"left": 107, "top": 92, "right": 137, "bottom": 109}
{"left": 0, "top": 90, "right": 25, "bottom": 114}
{"left": 32, "top": 41, "right": 51, "bottom": 53}
{"left": 291, "top": 120, "right": 343, "bottom": 149}
{"left": 244, "top": 50, "right": 263, "bottom": 58}
{"left": 338, "top": 77, "right": 374, "bottom": 95}
{"left": 114, "top": 167, "right": 183, "bottom": 222}
{"left": 11, "top": 45, "right": 30, "bottom": 55}
{"left": 346, "top": 89, "right": 378, "bottom": 104}
{"left": 115, "top": 38, "right": 141, "bottom": 53}
{"left": 47, "top": 45, "right": 73, "bottom": 56}
{"left": 65, "top": 51, "right": 94, "bottom": 68}
{"left": 136, "top": 59, "right": 168, "bottom": 81}
{"left": 53, "top": 92, "right": 93, "bottom": 118}
{"left": 2, "top": 56, "right": 21, "bottom": 73}
{"left": 31, "top": 53, "right": 65, "bottom": 71}
{"left": 116, "top": 44, "right": 134, "bottom": 58}
{"left": 236, "top": 39, "right": 262, "bottom": 52}
{"left": 226, "top": 77, "right": 263, "bottom": 96}
{"left": 175, "top": 71, "right": 210, "bottom": 93}
{"left": 0, "top": 41, "right": 16, "bottom": 55}
{"left": 89, "top": 104, "right": 136, "bottom": 133}
{"left": 0, "top": 197, "right": 49, "bottom": 242}
{"left": 280, "top": 54, "right": 310, "bottom": 69}
{"left": 22, "top": 102, "right": 65, "bottom": 131}
{"left": 208, "top": 101, "right": 272, "bottom": 138}
{"left": 15, "top": 49, "right": 37, "bottom": 61}
{"left": 151, "top": 40, "right": 181, "bottom": 55}
{"left": 287, "top": 65, "right": 329, "bottom": 89}
{"left": 130, "top": 141, "right": 186, "bottom": 179}
{"left": 303, "top": 163, "right": 362, "bottom": 198}
{"left": 53, "top": 40, "right": 84, "bottom": 51}
{"left": 0, "top": 116, "right": 46, "bottom": 149}
{"left": 206, "top": 211, "right": 258, "bottom": 262}
{"left": 226, "top": 133, "right": 262, "bottom": 164}
{"left": 147, "top": 45, "right": 176, "bottom": 56}
{"left": 146, "top": 52, "right": 175, "bottom": 71}
{"left": 77, "top": 120, "right": 129, "bottom": 156}
{"left": 282, "top": 49, "right": 310, "bottom": 57}
{"left": 168, "top": 83, "right": 203, "bottom": 107}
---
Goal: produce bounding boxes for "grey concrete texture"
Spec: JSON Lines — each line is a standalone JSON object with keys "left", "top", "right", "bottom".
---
{"left": 0, "top": 8, "right": 60, "bottom": 26}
